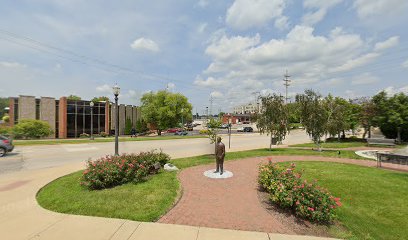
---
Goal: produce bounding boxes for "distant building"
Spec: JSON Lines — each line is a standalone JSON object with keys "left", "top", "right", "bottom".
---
{"left": 8, "top": 95, "right": 140, "bottom": 138}
{"left": 233, "top": 102, "right": 260, "bottom": 114}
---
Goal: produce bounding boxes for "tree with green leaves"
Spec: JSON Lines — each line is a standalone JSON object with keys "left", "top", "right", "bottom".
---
{"left": 67, "top": 95, "right": 82, "bottom": 101}
{"left": 0, "top": 97, "right": 9, "bottom": 119}
{"left": 13, "top": 119, "right": 53, "bottom": 139}
{"left": 140, "top": 90, "right": 192, "bottom": 135}
{"left": 256, "top": 94, "right": 290, "bottom": 150}
{"left": 135, "top": 119, "right": 149, "bottom": 133}
{"left": 358, "top": 97, "right": 377, "bottom": 139}
{"left": 296, "top": 90, "right": 328, "bottom": 151}
{"left": 124, "top": 118, "right": 132, "bottom": 135}
{"left": 324, "top": 94, "right": 349, "bottom": 141}
{"left": 206, "top": 118, "right": 222, "bottom": 154}
{"left": 91, "top": 96, "right": 110, "bottom": 103}
{"left": 372, "top": 91, "right": 408, "bottom": 142}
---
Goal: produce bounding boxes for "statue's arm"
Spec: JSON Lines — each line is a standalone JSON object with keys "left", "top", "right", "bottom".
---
{"left": 222, "top": 144, "right": 226, "bottom": 158}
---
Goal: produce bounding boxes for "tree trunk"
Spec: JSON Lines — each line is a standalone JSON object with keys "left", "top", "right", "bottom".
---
{"left": 368, "top": 126, "right": 371, "bottom": 138}
{"left": 269, "top": 135, "right": 273, "bottom": 151}
{"left": 397, "top": 127, "right": 401, "bottom": 143}
{"left": 157, "top": 130, "right": 161, "bottom": 136}
{"left": 337, "top": 130, "right": 341, "bottom": 142}
{"left": 362, "top": 128, "right": 367, "bottom": 139}
{"left": 342, "top": 130, "right": 346, "bottom": 139}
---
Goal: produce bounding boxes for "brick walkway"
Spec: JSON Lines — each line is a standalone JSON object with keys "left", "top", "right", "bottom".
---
{"left": 159, "top": 155, "right": 408, "bottom": 233}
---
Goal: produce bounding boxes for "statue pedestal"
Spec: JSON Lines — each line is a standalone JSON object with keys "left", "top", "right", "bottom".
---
{"left": 203, "top": 169, "right": 233, "bottom": 179}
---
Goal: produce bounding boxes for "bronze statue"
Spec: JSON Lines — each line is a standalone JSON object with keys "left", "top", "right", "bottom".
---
{"left": 214, "top": 136, "right": 226, "bottom": 174}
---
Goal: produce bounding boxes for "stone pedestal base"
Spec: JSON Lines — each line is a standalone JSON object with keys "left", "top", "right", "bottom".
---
{"left": 203, "top": 169, "right": 233, "bottom": 179}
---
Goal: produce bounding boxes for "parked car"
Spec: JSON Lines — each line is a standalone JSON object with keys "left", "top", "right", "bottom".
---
{"left": 220, "top": 123, "right": 230, "bottom": 129}
{"left": 243, "top": 127, "right": 253, "bottom": 132}
{"left": 0, "top": 135, "right": 14, "bottom": 157}
{"left": 167, "top": 128, "right": 181, "bottom": 133}
{"left": 175, "top": 131, "right": 188, "bottom": 136}
{"left": 237, "top": 127, "right": 244, "bottom": 132}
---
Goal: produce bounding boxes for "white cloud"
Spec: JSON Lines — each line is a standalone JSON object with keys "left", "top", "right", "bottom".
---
{"left": 351, "top": 73, "right": 380, "bottom": 85}
{"left": 96, "top": 84, "right": 112, "bottom": 93}
{"left": 226, "top": 0, "right": 287, "bottom": 30}
{"left": 198, "top": 25, "right": 393, "bottom": 106}
{"left": 166, "top": 82, "right": 176, "bottom": 91}
{"left": 130, "top": 38, "right": 160, "bottom": 52}
{"left": 197, "top": 23, "right": 208, "bottom": 34}
{"left": 302, "top": 0, "right": 343, "bottom": 26}
{"left": 210, "top": 91, "right": 223, "bottom": 98}
{"left": 353, "top": 0, "right": 408, "bottom": 19}
{"left": 0, "top": 61, "right": 26, "bottom": 68}
{"left": 198, "top": 0, "right": 209, "bottom": 8}
{"left": 374, "top": 36, "right": 399, "bottom": 52}
{"left": 274, "top": 16, "right": 289, "bottom": 30}
{"left": 402, "top": 60, "right": 408, "bottom": 68}
{"left": 384, "top": 85, "right": 408, "bottom": 95}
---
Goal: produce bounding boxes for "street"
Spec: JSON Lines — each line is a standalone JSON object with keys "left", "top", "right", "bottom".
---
{"left": 0, "top": 130, "right": 310, "bottom": 175}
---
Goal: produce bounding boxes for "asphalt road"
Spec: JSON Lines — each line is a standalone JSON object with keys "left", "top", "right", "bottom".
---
{"left": 0, "top": 130, "right": 310, "bottom": 175}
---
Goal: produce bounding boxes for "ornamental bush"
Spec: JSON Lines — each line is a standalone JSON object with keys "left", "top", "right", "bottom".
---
{"left": 13, "top": 119, "right": 53, "bottom": 139}
{"left": 81, "top": 150, "right": 170, "bottom": 190}
{"left": 259, "top": 161, "right": 341, "bottom": 223}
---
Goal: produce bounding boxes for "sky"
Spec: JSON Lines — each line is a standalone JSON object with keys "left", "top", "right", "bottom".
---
{"left": 0, "top": 0, "right": 408, "bottom": 115}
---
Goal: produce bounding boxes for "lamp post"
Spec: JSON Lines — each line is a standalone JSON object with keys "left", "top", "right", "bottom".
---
{"left": 90, "top": 101, "right": 94, "bottom": 140}
{"left": 228, "top": 113, "right": 232, "bottom": 149}
{"left": 113, "top": 84, "right": 120, "bottom": 156}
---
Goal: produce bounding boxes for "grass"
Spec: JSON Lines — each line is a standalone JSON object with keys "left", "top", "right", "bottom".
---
{"left": 171, "top": 148, "right": 366, "bottom": 169}
{"left": 291, "top": 141, "right": 368, "bottom": 148}
{"left": 276, "top": 162, "right": 408, "bottom": 240}
{"left": 14, "top": 135, "right": 206, "bottom": 146}
{"left": 37, "top": 170, "right": 179, "bottom": 222}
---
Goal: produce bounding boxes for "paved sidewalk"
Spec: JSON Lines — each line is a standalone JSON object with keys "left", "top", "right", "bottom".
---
{"left": 159, "top": 155, "right": 408, "bottom": 235}
{"left": 0, "top": 160, "right": 333, "bottom": 240}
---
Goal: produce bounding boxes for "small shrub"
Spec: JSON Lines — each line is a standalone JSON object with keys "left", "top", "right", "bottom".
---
{"left": 13, "top": 119, "right": 53, "bottom": 139}
{"left": 199, "top": 129, "right": 209, "bottom": 135}
{"left": 99, "top": 131, "right": 108, "bottom": 137}
{"left": 0, "top": 126, "right": 12, "bottom": 135}
{"left": 2, "top": 115, "right": 10, "bottom": 123}
{"left": 81, "top": 150, "right": 170, "bottom": 190}
{"left": 124, "top": 118, "right": 132, "bottom": 135}
{"left": 259, "top": 161, "right": 341, "bottom": 223}
{"left": 79, "top": 133, "right": 90, "bottom": 138}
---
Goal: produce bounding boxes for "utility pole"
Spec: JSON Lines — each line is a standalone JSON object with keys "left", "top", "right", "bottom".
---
{"left": 283, "top": 70, "right": 291, "bottom": 104}
{"left": 209, "top": 95, "right": 213, "bottom": 119}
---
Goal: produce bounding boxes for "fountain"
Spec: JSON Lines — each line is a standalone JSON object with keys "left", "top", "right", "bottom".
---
{"left": 355, "top": 146, "right": 408, "bottom": 165}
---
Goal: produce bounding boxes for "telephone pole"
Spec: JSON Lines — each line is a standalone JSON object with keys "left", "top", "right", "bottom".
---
{"left": 283, "top": 70, "right": 291, "bottom": 104}
{"left": 209, "top": 95, "right": 213, "bottom": 119}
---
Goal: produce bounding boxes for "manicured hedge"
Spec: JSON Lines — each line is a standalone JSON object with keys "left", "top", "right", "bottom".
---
{"left": 81, "top": 150, "right": 170, "bottom": 190}
{"left": 259, "top": 161, "right": 341, "bottom": 222}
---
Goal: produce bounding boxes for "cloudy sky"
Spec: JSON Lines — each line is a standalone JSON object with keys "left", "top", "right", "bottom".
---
{"left": 1, "top": 0, "right": 408, "bottom": 114}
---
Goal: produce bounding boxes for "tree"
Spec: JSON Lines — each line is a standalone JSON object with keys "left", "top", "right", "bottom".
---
{"left": 135, "top": 119, "right": 149, "bottom": 133}
{"left": 256, "top": 94, "right": 290, "bottom": 150}
{"left": 286, "top": 102, "right": 300, "bottom": 123}
{"left": 0, "top": 97, "right": 9, "bottom": 119}
{"left": 91, "top": 96, "right": 110, "bottom": 103}
{"left": 372, "top": 91, "right": 408, "bottom": 142}
{"left": 358, "top": 98, "right": 377, "bottom": 139}
{"left": 324, "top": 95, "right": 348, "bottom": 141}
{"left": 346, "top": 101, "right": 362, "bottom": 136}
{"left": 296, "top": 90, "right": 328, "bottom": 151}
{"left": 140, "top": 90, "right": 192, "bottom": 135}
{"left": 67, "top": 95, "right": 82, "bottom": 101}
{"left": 124, "top": 118, "right": 132, "bottom": 135}
{"left": 13, "top": 119, "right": 53, "bottom": 139}
{"left": 206, "top": 118, "right": 222, "bottom": 154}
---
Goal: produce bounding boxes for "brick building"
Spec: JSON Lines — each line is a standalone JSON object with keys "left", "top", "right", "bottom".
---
{"left": 8, "top": 95, "right": 140, "bottom": 138}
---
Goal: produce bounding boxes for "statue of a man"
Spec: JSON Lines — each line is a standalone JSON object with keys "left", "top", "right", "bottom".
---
{"left": 214, "top": 136, "right": 226, "bottom": 174}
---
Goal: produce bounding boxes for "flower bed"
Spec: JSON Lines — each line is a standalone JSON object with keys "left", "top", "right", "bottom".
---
{"left": 258, "top": 161, "right": 341, "bottom": 223}
{"left": 81, "top": 150, "right": 170, "bottom": 190}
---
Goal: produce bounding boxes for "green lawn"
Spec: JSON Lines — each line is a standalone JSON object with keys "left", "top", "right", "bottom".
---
{"left": 14, "top": 135, "right": 206, "bottom": 146}
{"left": 37, "top": 171, "right": 179, "bottom": 222}
{"left": 277, "top": 162, "right": 408, "bottom": 240}
{"left": 172, "top": 148, "right": 366, "bottom": 169}
{"left": 290, "top": 142, "right": 368, "bottom": 148}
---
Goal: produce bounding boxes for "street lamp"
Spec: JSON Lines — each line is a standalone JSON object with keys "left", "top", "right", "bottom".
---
{"left": 90, "top": 101, "right": 94, "bottom": 140}
{"left": 113, "top": 84, "right": 120, "bottom": 156}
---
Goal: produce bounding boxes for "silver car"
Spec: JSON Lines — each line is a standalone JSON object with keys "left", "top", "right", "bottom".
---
{"left": 0, "top": 135, "right": 14, "bottom": 157}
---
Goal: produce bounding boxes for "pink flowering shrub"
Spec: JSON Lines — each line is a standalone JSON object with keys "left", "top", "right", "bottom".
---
{"left": 81, "top": 150, "right": 170, "bottom": 190}
{"left": 258, "top": 162, "right": 342, "bottom": 223}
